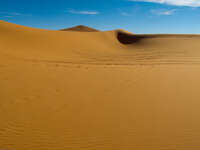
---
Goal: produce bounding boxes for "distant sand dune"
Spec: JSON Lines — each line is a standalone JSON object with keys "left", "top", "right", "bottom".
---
{"left": 1, "top": 20, "right": 200, "bottom": 150}
{"left": 60, "top": 25, "right": 99, "bottom": 32}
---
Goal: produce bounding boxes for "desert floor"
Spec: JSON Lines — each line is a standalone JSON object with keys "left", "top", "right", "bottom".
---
{"left": 1, "top": 21, "right": 200, "bottom": 150}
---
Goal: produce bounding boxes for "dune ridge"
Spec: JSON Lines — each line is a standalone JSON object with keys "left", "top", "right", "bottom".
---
{"left": 2, "top": 20, "right": 200, "bottom": 150}
{"left": 1, "top": 20, "right": 200, "bottom": 65}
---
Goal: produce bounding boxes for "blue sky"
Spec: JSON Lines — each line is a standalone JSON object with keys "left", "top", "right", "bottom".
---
{"left": 1, "top": 0, "right": 200, "bottom": 33}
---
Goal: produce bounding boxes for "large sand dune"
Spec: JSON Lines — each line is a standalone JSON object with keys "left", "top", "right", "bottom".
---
{"left": 1, "top": 20, "right": 200, "bottom": 150}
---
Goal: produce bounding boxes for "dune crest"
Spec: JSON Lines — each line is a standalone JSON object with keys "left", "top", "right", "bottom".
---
{"left": 1, "top": 20, "right": 200, "bottom": 65}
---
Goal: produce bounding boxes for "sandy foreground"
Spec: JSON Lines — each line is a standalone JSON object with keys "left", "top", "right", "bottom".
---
{"left": 1, "top": 20, "right": 200, "bottom": 150}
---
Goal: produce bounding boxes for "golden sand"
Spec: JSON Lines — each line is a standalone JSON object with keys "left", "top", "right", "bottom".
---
{"left": 1, "top": 20, "right": 200, "bottom": 150}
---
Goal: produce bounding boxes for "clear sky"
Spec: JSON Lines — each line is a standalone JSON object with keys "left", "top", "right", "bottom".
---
{"left": 1, "top": 0, "right": 200, "bottom": 34}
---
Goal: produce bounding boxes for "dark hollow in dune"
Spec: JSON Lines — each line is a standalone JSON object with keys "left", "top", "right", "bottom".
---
{"left": 117, "top": 31, "right": 150, "bottom": 45}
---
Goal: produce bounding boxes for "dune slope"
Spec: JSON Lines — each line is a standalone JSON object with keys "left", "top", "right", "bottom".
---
{"left": 1, "top": 20, "right": 200, "bottom": 150}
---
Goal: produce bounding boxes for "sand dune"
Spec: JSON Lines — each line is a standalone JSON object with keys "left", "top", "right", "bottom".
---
{"left": 1, "top": 20, "right": 200, "bottom": 150}
{"left": 60, "top": 25, "right": 99, "bottom": 32}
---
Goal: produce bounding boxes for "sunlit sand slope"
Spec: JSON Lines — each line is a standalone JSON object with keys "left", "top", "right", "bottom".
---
{"left": 1, "top": 20, "right": 200, "bottom": 150}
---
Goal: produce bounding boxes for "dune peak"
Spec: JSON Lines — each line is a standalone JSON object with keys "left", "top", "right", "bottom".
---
{"left": 60, "top": 25, "right": 99, "bottom": 32}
